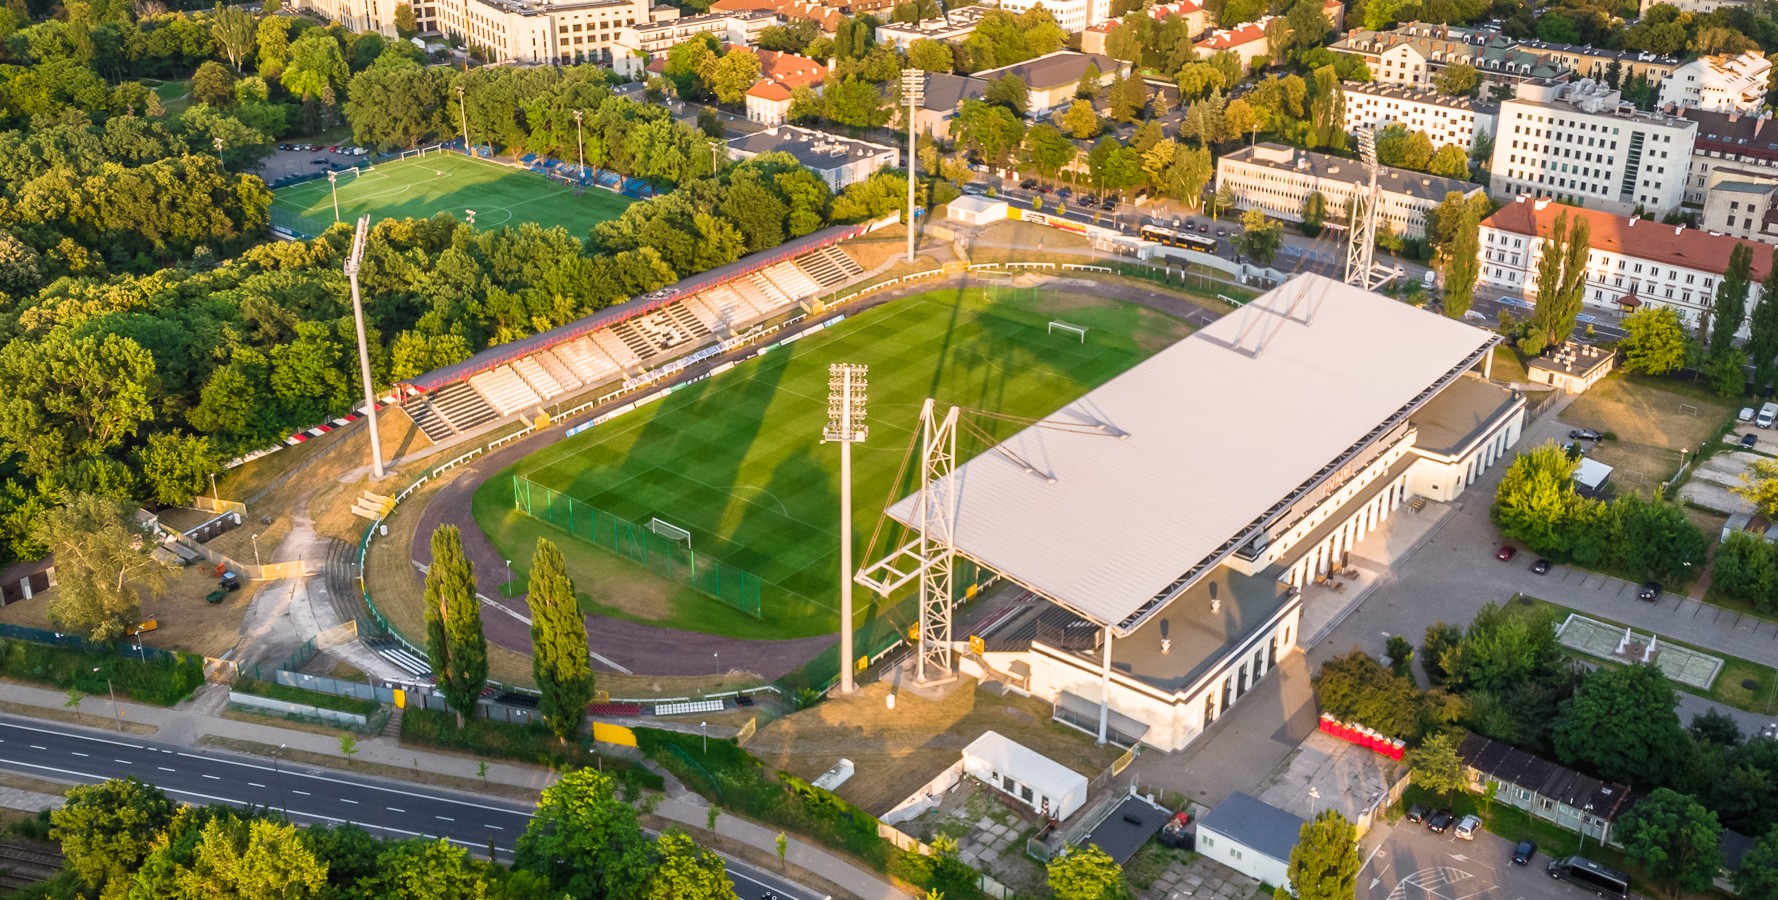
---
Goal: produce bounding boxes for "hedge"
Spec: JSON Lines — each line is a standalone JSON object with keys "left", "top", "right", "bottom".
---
{"left": 0, "top": 638, "right": 204, "bottom": 705}
{"left": 232, "top": 678, "right": 381, "bottom": 716}
{"left": 400, "top": 708, "right": 663, "bottom": 791}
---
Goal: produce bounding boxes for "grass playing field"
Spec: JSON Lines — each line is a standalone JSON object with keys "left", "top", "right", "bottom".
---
{"left": 269, "top": 152, "right": 634, "bottom": 238}
{"left": 471, "top": 284, "right": 1195, "bottom": 641}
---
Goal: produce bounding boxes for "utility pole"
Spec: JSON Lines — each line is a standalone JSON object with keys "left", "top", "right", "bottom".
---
{"left": 457, "top": 85, "right": 472, "bottom": 155}
{"left": 327, "top": 170, "right": 342, "bottom": 223}
{"left": 824, "top": 364, "right": 869, "bottom": 693}
{"left": 901, "top": 69, "right": 924, "bottom": 264}
{"left": 345, "top": 216, "right": 385, "bottom": 479}
{"left": 573, "top": 109, "right": 586, "bottom": 178}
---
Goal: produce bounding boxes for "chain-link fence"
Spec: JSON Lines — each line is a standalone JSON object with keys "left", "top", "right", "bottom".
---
{"left": 511, "top": 475, "right": 764, "bottom": 619}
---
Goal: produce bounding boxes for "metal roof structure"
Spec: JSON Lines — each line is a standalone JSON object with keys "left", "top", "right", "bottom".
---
{"left": 1197, "top": 792, "right": 1306, "bottom": 864}
{"left": 886, "top": 274, "right": 1497, "bottom": 635}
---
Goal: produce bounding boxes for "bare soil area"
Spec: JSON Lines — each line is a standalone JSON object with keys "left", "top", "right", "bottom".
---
{"left": 0, "top": 565, "right": 256, "bottom": 659}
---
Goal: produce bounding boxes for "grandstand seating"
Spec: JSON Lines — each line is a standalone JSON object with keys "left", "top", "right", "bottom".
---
{"left": 796, "top": 245, "right": 863, "bottom": 287}
{"left": 762, "top": 261, "right": 820, "bottom": 300}
{"left": 742, "top": 274, "right": 794, "bottom": 313}
{"left": 369, "top": 637, "right": 432, "bottom": 678}
{"left": 654, "top": 699, "right": 725, "bottom": 716}
{"left": 470, "top": 367, "right": 544, "bottom": 417}
{"left": 608, "top": 320, "right": 659, "bottom": 361}
{"left": 682, "top": 296, "right": 723, "bottom": 333}
{"left": 592, "top": 330, "right": 643, "bottom": 369}
{"left": 552, "top": 337, "right": 624, "bottom": 385}
{"left": 586, "top": 702, "right": 644, "bottom": 717}
{"left": 532, "top": 350, "right": 583, "bottom": 393}
{"left": 666, "top": 303, "right": 711, "bottom": 341}
{"left": 408, "top": 381, "right": 499, "bottom": 441}
{"left": 511, "top": 356, "right": 566, "bottom": 401}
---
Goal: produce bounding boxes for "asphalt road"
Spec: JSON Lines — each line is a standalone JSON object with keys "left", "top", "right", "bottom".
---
{"left": 0, "top": 715, "right": 816, "bottom": 900}
{"left": 1363, "top": 819, "right": 1636, "bottom": 900}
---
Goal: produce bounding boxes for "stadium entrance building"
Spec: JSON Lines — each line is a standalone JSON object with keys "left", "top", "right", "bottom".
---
{"left": 888, "top": 275, "right": 1525, "bottom": 752}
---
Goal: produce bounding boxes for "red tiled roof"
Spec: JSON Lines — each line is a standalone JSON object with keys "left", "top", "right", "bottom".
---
{"left": 1196, "top": 18, "right": 1269, "bottom": 51}
{"left": 747, "top": 80, "right": 793, "bottom": 100}
{"left": 1482, "top": 197, "right": 1776, "bottom": 281}
{"left": 1085, "top": 0, "right": 1204, "bottom": 33}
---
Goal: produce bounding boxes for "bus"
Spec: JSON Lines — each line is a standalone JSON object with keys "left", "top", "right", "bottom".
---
{"left": 1547, "top": 857, "right": 1630, "bottom": 899}
{"left": 1139, "top": 224, "right": 1217, "bottom": 253}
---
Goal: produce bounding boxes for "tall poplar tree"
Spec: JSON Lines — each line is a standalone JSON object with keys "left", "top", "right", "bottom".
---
{"left": 529, "top": 538, "right": 595, "bottom": 744}
{"left": 1442, "top": 204, "right": 1480, "bottom": 320}
{"left": 424, "top": 525, "right": 487, "bottom": 729}
{"left": 1708, "top": 243, "right": 1754, "bottom": 353}
{"left": 1748, "top": 247, "right": 1778, "bottom": 391}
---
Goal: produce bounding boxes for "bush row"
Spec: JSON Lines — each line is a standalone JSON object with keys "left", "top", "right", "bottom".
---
{"left": 0, "top": 639, "right": 204, "bottom": 706}
{"left": 399, "top": 708, "right": 663, "bottom": 792}
{"left": 231, "top": 678, "right": 381, "bottom": 716}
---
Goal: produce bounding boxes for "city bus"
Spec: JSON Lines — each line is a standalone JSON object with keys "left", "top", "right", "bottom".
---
{"left": 1139, "top": 224, "right": 1217, "bottom": 253}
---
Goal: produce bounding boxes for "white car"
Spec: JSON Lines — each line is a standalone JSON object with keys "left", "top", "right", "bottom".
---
{"left": 1454, "top": 814, "right": 1482, "bottom": 840}
{"left": 1740, "top": 406, "right": 1756, "bottom": 423}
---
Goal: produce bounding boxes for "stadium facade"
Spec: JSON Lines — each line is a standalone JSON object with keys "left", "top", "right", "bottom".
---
{"left": 890, "top": 275, "right": 1525, "bottom": 752}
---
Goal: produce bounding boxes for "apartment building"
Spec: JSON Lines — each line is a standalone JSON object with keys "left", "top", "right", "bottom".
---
{"left": 1517, "top": 39, "right": 1678, "bottom": 88}
{"left": 1680, "top": 108, "right": 1778, "bottom": 205}
{"left": 743, "top": 47, "right": 827, "bottom": 125}
{"left": 1700, "top": 179, "right": 1778, "bottom": 245}
{"left": 1659, "top": 52, "right": 1772, "bottom": 113}
{"left": 973, "top": 51, "right": 1124, "bottom": 114}
{"left": 709, "top": 0, "right": 895, "bottom": 33}
{"left": 1215, "top": 143, "right": 1482, "bottom": 237}
{"left": 1478, "top": 195, "right": 1772, "bottom": 335}
{"left": 990, "top": 0, "right": 1107, "bottom": 35}
{"left": 1080, "top": 0, "right": 1208, "bottom": 56}
{"left": 1640, "top": 0, "right": 1752, "bottom": 14}
{"left": 874, "top": 4, "right": 993, "bottom": 49}
{"left": 1488, "top": 79, "right": 1697, "bottom": 217}
{"left": 1330, "top": 23, "right": 1564, "bottom": 91}
{"left": 1342, "top": 82, "right": 1498, "bottom": 152}
{"left": 610, "top": 9, "right": 777, "bottom": 77}
{"left": 1195, "top": 18, "right": 1274, "bottom": 72}
{"left": 297, "top": 0, "right": 655, "bottom": 61}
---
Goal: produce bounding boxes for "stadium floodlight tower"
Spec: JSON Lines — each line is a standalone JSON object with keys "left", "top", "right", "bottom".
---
{"left": 901, "top": 68, "right": 924, "bottom": 264}
{"left": 856, "top": 399, "right": 961, "bottom": 685}
{"left": 344, "top": 215, "right": 385, "bottom": 479}
{"left": 573, "top": 109, "right": 587, "bottom": 178}
{"left": 1344, "top": 127, "right": 1397, "bottom": 291}
{"left": 823, "top": 363, "right": 868, "bottom": 693}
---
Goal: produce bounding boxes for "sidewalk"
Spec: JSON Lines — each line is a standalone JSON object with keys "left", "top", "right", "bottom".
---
{"left": 1, "top": 681, "right": 910, "bottom": 899}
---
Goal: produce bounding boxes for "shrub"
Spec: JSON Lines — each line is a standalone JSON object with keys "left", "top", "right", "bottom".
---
{"left": 400, "top": 708, "right": 662, "bottom": 790}
{"left": 0, "top": 639, "right": 203, "bottom": 705}
{"left": 232, "top": 679, "right": 380, "bottom": 716}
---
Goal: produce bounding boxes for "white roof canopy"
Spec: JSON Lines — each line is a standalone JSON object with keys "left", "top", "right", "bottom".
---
{"left": 887, "top": 274, "right": 1497, "bottom": 634}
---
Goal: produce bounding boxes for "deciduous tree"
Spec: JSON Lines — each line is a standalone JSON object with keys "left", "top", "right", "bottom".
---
{"left": 1061, "top": 98, "right": 1099, "bottom": 139}
{"left": 530, "top": 538, "right": 595, "bottom": 744}
{"left": 282, "top": 30, "right": 348, "bottom": 101}
{"left": 1735, "top": 828, "right": 1778, "bottom": 900}
{"left": 1618, "top": 788, "right": 1723, "bottom": 900}
{"left": 360, "top": 837, "right": 490, "bottom": 899}
{"left": 643, "top": 830, "right": 738, "bottom": 900}
{"left": 1442, "top": 201, "right": 1480, "bottom": 319}
{"left": 1408, "top": 733, "right": 1467, "bottom": 800}
{"left": 1288, "top": 811, "right": 1360, "bottom": 900}
{"left": 1708, "top": 242, "right": 1754, "bottom": 352}
{"left": 1619, "top": 306, "right": 1688, "bottom": 374}
{"left": 1047, "top": 844, "right": 1132, "bottom": 900}
{"left": 706, "top": 49, "right": 761, "bottom": 105}
{"left": 1235, "top": 208, "right": 1283, "bottom": 266}
{"left": 424, "top": 524, "right": 487, "bottom": 729}
{"left": 1312, "top": 649, "right": 1420, "bottom": 737}
{"left": 1433, "top": 63, "right": 1479, "bottom": 96}
{"left": 1300, "top": 190, "right": 1327, "bottom": 236}
{"left": 514, "top": 768, "right": 645, "bottom": 898}
{"left": 34, "top": 494, "right": 167, "bottom": 642}
{"left": 1553, "top": 663, "right": 1689, "bottom": 789}
{"left": 51, "top": 777, "right": 175, "bottom": 892}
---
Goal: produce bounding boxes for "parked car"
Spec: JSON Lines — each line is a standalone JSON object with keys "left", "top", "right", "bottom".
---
{"left": 961, "top": 184, "right": 986, "bottom": 195}
{"left": 1532, "top": 558, "right": 1552, "bottom": 575}
{"left": 1496, "top": 545, "right": 1518, "bottom": 561}
{"left": 1455, "top": 815, "right": 1481, "bottom": 840}
{"left": 1020, "top": 179, "right": 1038, "bottom": 190}
{"left": 1569, "top": 428, "right": 1603, "bottom": 441}
{"left": 1744, "top": 433, "right": 1760, "bottom": 449}
{"left": 277, "top": 143, "right": 293, "bottom": 151}
{"left": 1427, "top": 810, "right": 1455, "bottom": 833}
{"left": 1512, "top": 840, "right": 1537, "bottom": 865}
{"left": 1639, "top": 582, "right": 1663, "bottom": 602}
{"left": 1406, "top": 803, "right": 1431, "bottom": 824}
{"left": 1057, "top": 187, "right": 1072, "bottom": 198}
{"left": 310, "top": 158, "right": 331, "bottom": 165}
{"left": 1740, "top": 406, "right": 1756, "bottom": 423}
{"left": 1217, "top": 227, "right": 1228, "bottom": 237}
{"left": 1197, "top": 222, "right": 1210, "bottom": 233}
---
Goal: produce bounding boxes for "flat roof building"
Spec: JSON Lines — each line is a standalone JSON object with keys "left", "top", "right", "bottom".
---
{"left": 727, "top": 126, "right": 897, "bottom": 189}
{"left": 1197, "top": 793, "right": 1307, "bottom": 891}
{"left": 892, "top": 275, "right": 1523, "bottom": 751}
{"left": 1659, "top": 52, "right": 1771, "bottom": 114}
{"left": 1217, "top": 143, "right": 1482, "bottom": 238}
{"left": 896, "top": 71, "right": 989, "bottom": 140}
{"left": 611, "top": 9, "right": 778, "bottom": 77}
{"left": 1342, "top": 81, "right": 1498, "bottom": 153}
{"left": 873, "top": 4, "right": 993, "bottom": 49}
{"left": 974, "top": 51, "right": 1124, "bottom": 114}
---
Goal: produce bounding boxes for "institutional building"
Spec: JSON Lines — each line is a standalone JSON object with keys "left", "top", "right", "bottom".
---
{"left": 1680, "top": 107, "right": 1778, "bottom": 207}
{"left": 1640, "top": 0, "right": 1752, "bottom": 14}
{"left": 727, "top": 126, "right": 897, "bottom": 189}
{"left": 1658, "top": 52, "right": 1772, "bottom": 113}
{"left": 709, "top": 0, "right": 894, "bottom": 33}
{"left": 973, "top": 51, "right": 1123, "bottom": 114}
{"left": 1342, "top": 82, "right": 1498, "bottom": 152}
{"left": 1330, "top": 23, "right": 1564, "bottom": 91}
{"left": 1216, "top": 143, "right": 1482, "bottom": 238}
{"left": 897, "top": 71, "right": 989, "bottom": 141}
{"left": 1477, "top": 196, "right": 1773, "bottom": 335}
{"left": 897, "top": 274, "right": 1522, "bottom": 752}
{"left": 1194, "top": 18, "right": 1275, "bottom": 72}
{"left": 988, "top": 0, "right": 1107, "bottom": 35}
{"left": 296, "top": 0, "right": 658, "bottom": 64}
{"left": 873, "top": 4, "right": 993, "bottom": 49}
{"left": 610, "top": 9, "right": 776, "bottom": 77}
{"left": 742, "top": 47, "right": 827, "bottom": 125}
{"left": 1487, "top": 79, "right": 1697, "bottom": 217}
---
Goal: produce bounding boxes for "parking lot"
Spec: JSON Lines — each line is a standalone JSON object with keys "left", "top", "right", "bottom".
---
{"left": 1362, "top": 821, "right": 1638, "bottom": 900}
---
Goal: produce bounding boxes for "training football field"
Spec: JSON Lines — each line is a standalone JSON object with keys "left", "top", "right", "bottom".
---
{"left": 270, "top": 152, "right": 634, "bottom": 237}
{"left": 471, "top": 285, "right": 1195, "bottom": 640}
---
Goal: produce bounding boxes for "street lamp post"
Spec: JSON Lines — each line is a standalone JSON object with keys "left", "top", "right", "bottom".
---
{"left": 505, "top": 559, "right": 513, "bottom": 596}
{"left": 213, "top": 136, "right": 225, "bottom": 159}
{"left": 344, "top": 215, "right": 385, "bottom": 479}
{"left": 573, "top": 109, "right": 586, "bottom": 178}
{"left": 210, "top": 472, "right": 219, "bottom": 503}
{"left": 713, "top": 651, "right": 720, "bottom": 676}
{"left": 1308, "top": 785, "right": 1320, "bottom": 818}
{"left": 273, "top": 743, "right": 288, "bottom": 817}
{"left": 251, "top": 533, "right": 261, "bottom": 568}
{"left": 457, "top": 85, "right": 472, "bottom": 155}
{"left": 327, "top": 170, "right": 342, "bottom": 223}
{"left": 701, "top": 721, "right": 708, "bottom": 754}
{"left": 92, "top": 668, "right": 120, "bottom": 730}
{"left": 823, "top": 363, "right": 869, "bottom": 694}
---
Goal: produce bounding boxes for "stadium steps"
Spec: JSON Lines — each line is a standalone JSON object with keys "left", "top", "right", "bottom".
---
{"left": 825, "top": 245, "right": 864, "bottom": 277}
{"left": 368, "top": 636, "right": 432, "bottom": 678}
{"left": 533, "top": 350, "right": 583, "bottom": 393}
{"left": 511, "top": 356, "right": 566, "bottom": 401}
{"left": 405, "top": 396, "right": 461, "bottom": 442}
{"left": 634, "top": 309, "right": 692, "bottom": 352}
{"left": 763, "top": 262, "right": 820, "bottom": 301}
{"left": 592, "top": 330, "right": 644, "bottom": 370}
{"left": 587, "top": 702, "right": 643, "bottom": 717}
{"left": 553, "top": 338, "right": 623, "bottom": 386}
{"left": 470, "top": 367, "right": 544, "bottom": 417}
{"left": 654, "top": 699, "right": 725, "bottom": 716}
{"left": 427, "top": 382, "right": 499, "bottom": 435}
{"left": 609, "top": 320, "right": 659, "bottom": 361}
{"left": 666, "top": 302, "right": 712, "bottom": 340}
{"left": 794, "top": 250, "right": 847, "bottom": 288}
{"left": 726, "top": 278, "right": 775, "bottom": 317}
{"left": 702, "top": 284, "right": 759, "bottom": 326}
{"left": 682, "top": 296, "right": 724, "bottom": 333}
{"left": 744, "top": 274, "right": 793, "bottom": 313}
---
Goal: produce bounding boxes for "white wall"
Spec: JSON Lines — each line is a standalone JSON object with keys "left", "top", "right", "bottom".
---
{"left": 1196, "top": 827, "right": 1292, "bottom": 888}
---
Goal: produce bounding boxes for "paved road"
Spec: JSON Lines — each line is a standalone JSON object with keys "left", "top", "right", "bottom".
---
{"left": 1363, "top": 820, "right": 1634, "bottom": 900}
{"left": 0, "top": 715, "right": 817, "bottom": 900}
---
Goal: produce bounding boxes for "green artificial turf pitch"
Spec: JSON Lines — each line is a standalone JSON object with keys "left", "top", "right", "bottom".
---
{"left": 270, "top": 152, "right": 634, "bottom": 238}
{"left": 471, "top": 285, "right": 1195, "bottom": 640}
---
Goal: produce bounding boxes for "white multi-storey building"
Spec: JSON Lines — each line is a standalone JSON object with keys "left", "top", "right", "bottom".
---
{"left": 1216, "top": 143, "right": 1483, "bottom": 238}
{"left": 1478, "top": 196, "right": 1771, "bottom": 335}
{"left": 1658, "top": 52, "right": 1771, "bottom": 113}
{"left": 611, "top": 9, "right": 777, "bottom": 77}
{"left": 299, "top": 0, "right": 652, "bottom": 63}
{"left": 1488, "top": 79, "right": 1697, "bottom": 217}
{"left": 990, "top": 0, "right": 1108, "bottom": 34}
{"left": 873, "top": 4, "right": 993, "bottom": 49}
{"left": 1342, "top": 82, "right": 1498, "bottom": 153}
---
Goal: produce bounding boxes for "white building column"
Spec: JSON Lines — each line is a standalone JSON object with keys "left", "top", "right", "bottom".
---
{"left": 1097, "top": 625, "right": 1113, "bottom": 745}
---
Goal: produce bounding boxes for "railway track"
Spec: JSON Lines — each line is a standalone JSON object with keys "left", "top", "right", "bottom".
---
{"left": 0, "top": 838, "right": 63, "bottom": 891}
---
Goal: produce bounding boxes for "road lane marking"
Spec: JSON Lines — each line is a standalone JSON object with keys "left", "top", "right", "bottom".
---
{"left": 435, "top": 816, "right": 455, "bottom": 822}
{"left": 114, "top": 759, "right": 132, "bottom": 765}
{"left": 0, "top": 718, "right": 147, "bottom": 751}
{"left": 70, "top": 752, "right": 88, "bottom": 757}
{"left": 248, "top": 783, "right": 265, "bottom": 788}
{"left": 203, "top": 774, "right": 221, "bottom": 780}
{"left": 293, "top": 790, "right": 311, "bottom": 796}
{"left": 485, "top": 824, "right": 502, "bottom": 830}
{"left": 158, "top": 767, "right": 175, "bottom": 772}
{"left": 387, "top": 807, "right": 404, "bottom": 813}
{"left": 167, "top": 751, "right": 534, "bottom": 817}
{"left": 341, "top": 799, "right": 358, "bottom": 805}
{"left": 28, "top": 745, "right": 46, "bottom": 750}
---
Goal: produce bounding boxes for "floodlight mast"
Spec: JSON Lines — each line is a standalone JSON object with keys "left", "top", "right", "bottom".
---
{"left": 1344, "top": 128, "right": 1398, "bottom": 291}
{"left": 345, "top": 215, "right": 385, "bottom": 479}
{"left": 823, "top": 363, "right": 869, "bottom": 694}
{"left": 901, "top": 69, "right": 925, "bottom": 264}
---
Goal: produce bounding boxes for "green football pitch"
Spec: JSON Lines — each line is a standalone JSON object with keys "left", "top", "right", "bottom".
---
{"left": 269, "top": 152, "right": 634, "bottom": 237}
{"left": 470, "top": 285, "right": 1195, "bottom": 640}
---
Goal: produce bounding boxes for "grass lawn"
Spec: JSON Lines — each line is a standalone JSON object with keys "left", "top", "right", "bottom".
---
{"left": 473, "top": 285, "right": 1193, "bottom": 640}
{"left": 270, "top": 151, "right": 633, "bottom": 238}
{"left": 1521, "top": 595, "right": 1778, "bottom": 716}
{"left": 1560, "top": 373, "right": 1738, "bottom": 494}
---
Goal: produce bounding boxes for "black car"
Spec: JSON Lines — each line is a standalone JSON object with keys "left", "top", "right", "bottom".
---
{"left": 1532, "top": 558, "right": 1552, "bottom": 575}
{"left": 310, "top": 158, "right": 331, "bottom": 165}
{"left": 1639, "top": 582, "right": 1663, "bottom": 602}
{"left": 1427, "top": 809, "right": 1455, "bottom": 833}
{"left": 1744, "top": 432, "right": 1760, "bottom": 449}
{"left": 1405, "top": 803, "right": 1431, "bottom": 824}
{"left": 1512, "top": 840, "right": 1537, "bottom": 866}
{"left": 1020, "top": 179, "right": 1037, "bottom": 189}
{"left": 1569, "top": 428, "right": 1603, "bottom": 441}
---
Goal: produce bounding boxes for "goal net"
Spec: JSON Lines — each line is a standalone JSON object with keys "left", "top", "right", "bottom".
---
{"left": 1048, "top": 320, "right": 1088, "bottom": 343}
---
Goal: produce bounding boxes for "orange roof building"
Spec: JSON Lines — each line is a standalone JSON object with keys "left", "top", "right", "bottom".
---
{"left": 740, "top": 46, "right": 828, "bottom": 125}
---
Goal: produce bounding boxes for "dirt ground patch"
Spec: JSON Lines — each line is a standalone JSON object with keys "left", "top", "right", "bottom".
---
{"left": 1561, "top": 373, "right": 1736, "bottom": 496}
{"left": 0, "top": 565, "right": 255, "bottom": 658}
{"left": 844, "top": 231, "right": 912, "bottom": 270}
{"left": 748, "top": 679, "right": 1123, "bottom": 816}
{"left": 973, "top": 220, "right": 1092, "bottom": 256}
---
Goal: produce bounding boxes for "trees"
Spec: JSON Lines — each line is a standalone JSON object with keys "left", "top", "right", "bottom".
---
{"left": 1175, "top": 63, "right": 1225, "bottom": 102}
{"left": 983, "top": 74, "right": 1029, "bottom": 115}
{"left": 643, "top": 830, "right": 739, "bottom": 900}
{"left": 1047, "top": 844, "right": 1132, "bottom": 900}
{"left": 1312, "top": 649, "right": 1421, "bottom": 738}
{"left": 1619, "top": 306, "right": 1688, "bottom": 374}
{"left": 1614, "top": 491, "right": 1709, "bottom": 583}
{"left": 529, "top": 538, "right": 595, "bottom": 744}
{"left": 906, "top": 39, "right": 953, "bottom": 73}
{"left": 1300, "top": 191, "right": 1327, "bottom": 237}
{"left": 514, "top": 768, "right": 646, "bottom": 898}
{"left": 1716, "top": 530, "right": 1778, "bottom": 613}
{"left": 1441, "top": 200, "right": 1480, "bottom": 320}
{"left": 706, "top": 49, "right": 761, "bottom": 105}
{"left": 1708, "top": 242, "right": 1754, "bottom": 351}
{"left": 1427, "top": 144, "right": 1471, "bottom": 179}
{"left": 953, "top": 100, "right": 1026, "bottom": 168}
{"left": 192, "top": 60, "right": 237, "bottom": 106}
{"left": 1738, "top": 459, "right": 1778, "bottom": 520}
{"left": 1375, "top": 124, "right": 1434, "bottom": 171}
{"left": 1407, "top": 732, "right": 1466, "bottom": 799}
{"left": 1491, "top": 443, "right": 1587, "bottom": 554}
{"left": 1617, "top": 788, "right": 1723, "bottom": 899}
{"left": 1527, "top": 210, "right": 1590, "bottom": 350}
{"left": 1235, "top": 208, "right": 1284, "bottom": 267}
{"left": 393, "top": 2, "right": 419, "bottom": 38}
{"left": 0, "top": 332, "right": 157, "bottom": 479}
{"left": 1108, "top": 74, "right": 1147, "bottom": 122}
{"left": 359, "top": 837, "right": 490, "bottom": 899}
{"left": 211, "top": 5, "right": 257, "bottom": 72}
{"left": 1735, "top": 828, "right": 1778, "bottom": 900}
{"left": 1433, "top": 63, "right": 1479, "bottom": 97}
{"left": 33, "top": 494, "right": 167, "bottom": 642}
{"left": 1439, "top": 602, "right": 1565, "bottom": 697}
{"left": 823, "top": 77, "right": 889, "bottom": 127}
{"left": 1061, "top": 99, "right": 1100, "bottom": 140}
{"left": 1748, "top": 247, "right": 1778, "bottom": 391}
{"left": 1287, "top": 811, "right": 1360, "bottom": 900}
{"left": 1553, "top": 663, "right": 1689, "bottom": 789}
{"left": 281, "top": 31, "right": 347, "bottom": 101}
{"left": 136, "top": 433, "right": 222, "bottom": 507}
{"left": 51, "top": 777, "right": 175, "bottom": 892}
{"left": 1223, "top": 98, "right": 1261, "bottom": 146}
{"left": 1021, "top": 123, "right": 1074, "bottom": 183}
{"left": 424, "top": 525, "right": 488, "bottom": 729}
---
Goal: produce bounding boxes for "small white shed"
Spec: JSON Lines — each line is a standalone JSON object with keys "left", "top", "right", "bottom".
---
{"left": 1196, "top": 792, "right": 1306, "bottom": 890}
{"left": 946, "top": 195, "right": 1009, "bottom": 226}
{"left": 1574, "top": 457, "right": 1613, "bottom": 492}
{"left": 962, "top": 731, "right": 1089, "bottom": 820}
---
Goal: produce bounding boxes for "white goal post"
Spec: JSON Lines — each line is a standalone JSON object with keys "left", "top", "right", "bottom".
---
{"left": 1048, "top": 320, "right": 1088, "bottom": 343}
{"left": 648, "top": 517, "right": 694, "bottom": 569}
